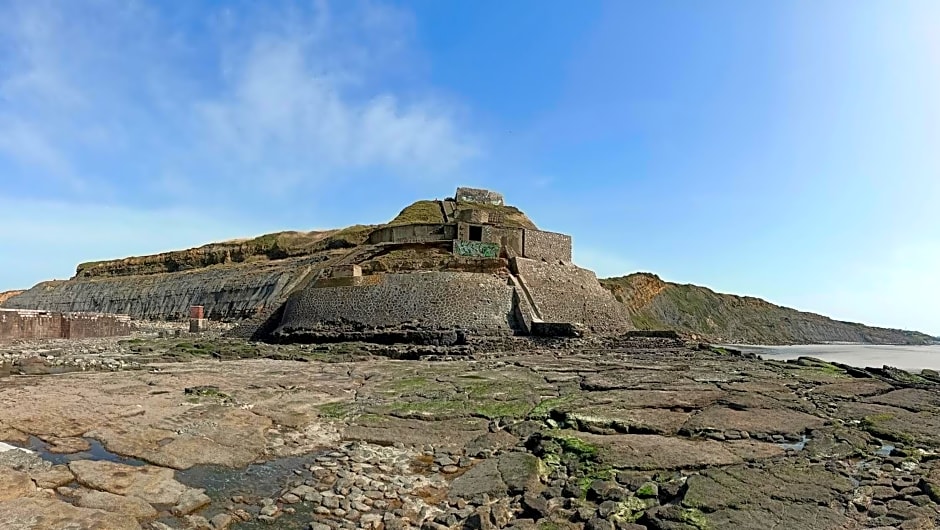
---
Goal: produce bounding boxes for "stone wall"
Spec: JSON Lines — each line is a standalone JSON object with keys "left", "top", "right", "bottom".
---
{"left": 455, "top": 187, "right": 504, "bottom": 206}
{"left": 511, "top": 258, "right": 633, "bottom": 333}
{"left": 3, "top": 257, "right": 320, "bottom": 320}
{"left": 523, "top": 229, "right": 572, "bottom": 262}
{"left": 62, "top": 312, "right": 135, "bottom": 339}
{"left": 508, "top": 278, "right": 535, "bottom": 334}
{"left": 483, "top": 226, "right": 524, "bottom": 256}
{"left": 277, "top": 272, "right": 517, "bottom": 337}
{"left": 456, "top": 223, "right": 524, "bottom": 256}
{"left": 458, "top": 209, "right": 488, "bottom": 224}
{"left": 0, "top": 309, "right": 134, "bottom": 340}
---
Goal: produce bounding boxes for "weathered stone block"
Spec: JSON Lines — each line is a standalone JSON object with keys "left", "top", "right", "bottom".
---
{"left": 455, "top": 187, "right": 504, "bottom": 206}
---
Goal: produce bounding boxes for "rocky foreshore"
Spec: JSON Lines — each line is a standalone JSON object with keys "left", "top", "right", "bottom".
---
{"left": 2, "top": 333, "right": 940, "bottom": 529}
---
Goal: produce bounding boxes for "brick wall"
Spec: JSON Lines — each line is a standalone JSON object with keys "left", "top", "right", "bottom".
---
{"left": 0, "top": 310, "right": 62, "bottom": 340}
{"left": 278, "top": 272, "right": 516, "bottom": 335}
{"left": 0, "top": 309, "right": 135, "bottom": 340}
{"left": 523, "top": 229, "right": 572, "bottom": 262}
{"left": 62, "top": 313, "right": 135, "bottom": 339}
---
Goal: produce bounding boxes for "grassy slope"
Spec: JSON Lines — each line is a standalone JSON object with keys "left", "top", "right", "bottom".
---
{"left": 601, "top": 273, "right": 935, "bottom": 345}
{"left": 0, "top": 290, "right": 25, "bottom": 305}
{"left": 74, "top": 226, "right": 377, "bottom": 278}
{"left": 72, "top": 198, "right": 537, "bottom": 279}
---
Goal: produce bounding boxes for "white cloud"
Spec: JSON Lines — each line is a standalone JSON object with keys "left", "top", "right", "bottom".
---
{"left": 0, "top": 0, "right": 479, "bottom": 196}
{"left": 199, "top": 38, "right": 476, "bottom": 175}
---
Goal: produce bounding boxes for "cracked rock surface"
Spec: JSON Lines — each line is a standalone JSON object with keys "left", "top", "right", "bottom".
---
{"left": 1, "top": 335, "right": 940, "bottom": 528}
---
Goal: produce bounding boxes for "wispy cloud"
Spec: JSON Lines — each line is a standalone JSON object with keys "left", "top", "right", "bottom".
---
{"left": 0, "top": 0, "right": 479, "bottom": 202}
{"left": 198, "top": 35, "right": 477, "bottom": 178}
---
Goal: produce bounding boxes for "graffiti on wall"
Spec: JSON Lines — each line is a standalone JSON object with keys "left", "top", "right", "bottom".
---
{"left": 453, "top": 240, "right": 500, "bottom": 258}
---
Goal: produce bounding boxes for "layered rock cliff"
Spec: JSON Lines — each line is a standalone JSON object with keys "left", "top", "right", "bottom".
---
{"left": 5, "top": 258, "right": 322, "bottom": 320}
{"left": 0, "top": 290, "right": 24, "bottom": 305}
{"left": 601, "top": 273, "right": 934, "bottom": 345}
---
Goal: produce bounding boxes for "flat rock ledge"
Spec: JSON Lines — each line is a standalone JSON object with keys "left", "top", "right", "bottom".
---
{"left": 0, "top": 335, "right": 939, "bottom": 529}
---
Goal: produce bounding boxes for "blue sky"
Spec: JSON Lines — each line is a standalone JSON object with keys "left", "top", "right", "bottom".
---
{"left": 1, "top": 0, "right": 937, "bottom": 335}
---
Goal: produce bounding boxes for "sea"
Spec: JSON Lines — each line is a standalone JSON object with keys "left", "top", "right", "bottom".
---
{"left": 729, "top": 344, "right": 940, "bottom": 372}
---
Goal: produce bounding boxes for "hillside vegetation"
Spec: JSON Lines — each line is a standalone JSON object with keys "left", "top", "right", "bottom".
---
{"left": 74, "top": 227, "right": 380, "bottom": 278}
{"left": 0, "top": 290, "right": 24, "bottom": 305}
{"left": 389, "top": 199, "right": 537, "bottom": 229}
{"left": 601, "top": 273, "right": 935, "bottom": 345}
{"left": 75, "top": 198, "right": 537, "bottom": 279}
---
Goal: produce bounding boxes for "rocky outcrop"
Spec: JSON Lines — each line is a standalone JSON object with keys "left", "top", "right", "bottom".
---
{"left": 0, "top": 497, "right": 141, "bottom": 530}
{"left": 602, "top": 273, "right": 935, "bottom": 345}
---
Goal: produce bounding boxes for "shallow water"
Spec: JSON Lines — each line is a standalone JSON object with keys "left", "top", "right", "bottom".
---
{"left": 176, "top": 453, "right": 319, "bottom": 502}
{"left": 23, "top": 436, "right": 147, "bottom": 467}
{"left": 778, "top": 435, "right": 809, "bottom": 451}
{"left": 175, "top": 452, "right": 324, "bottom": 530}
{"left": 731, "top": 344, "right": 940, "bottom": 372}
{"left": 876, "top": 444, "right": 895, "bottom": 457}
{"left": 16, "top": 433, "right": 325, "bottom": 529}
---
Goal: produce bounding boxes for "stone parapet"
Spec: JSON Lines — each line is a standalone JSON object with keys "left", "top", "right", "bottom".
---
{"left": 522, "top": 229, "right": 572, "bottom": 262}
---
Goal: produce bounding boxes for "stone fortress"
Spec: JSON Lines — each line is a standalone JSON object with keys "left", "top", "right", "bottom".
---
{"left": 273, "top": 187, "right": 632, "bottom": 343}
{"left": 3, "top": 188, "right": 633, "bottom": 344}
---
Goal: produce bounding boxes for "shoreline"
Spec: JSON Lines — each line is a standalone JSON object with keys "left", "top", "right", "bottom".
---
{"left": 726, "top": 343, "right": 940, "bottom": 372}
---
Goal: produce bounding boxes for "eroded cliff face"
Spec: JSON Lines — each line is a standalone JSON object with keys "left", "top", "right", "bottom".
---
{"left": 74, "top": 229, "right": 368, "bottom": 278}
{"left": 0, "top": 290, "right": 24, "bottom": 305}
{"left": 4, "top": 258, "right": 323, "bottom": 320}
{"left": 602, "top": 273, "right": 934, "bottom": 345}
{"left": 2, "top": 226, "right": 382, "bottom": 321}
